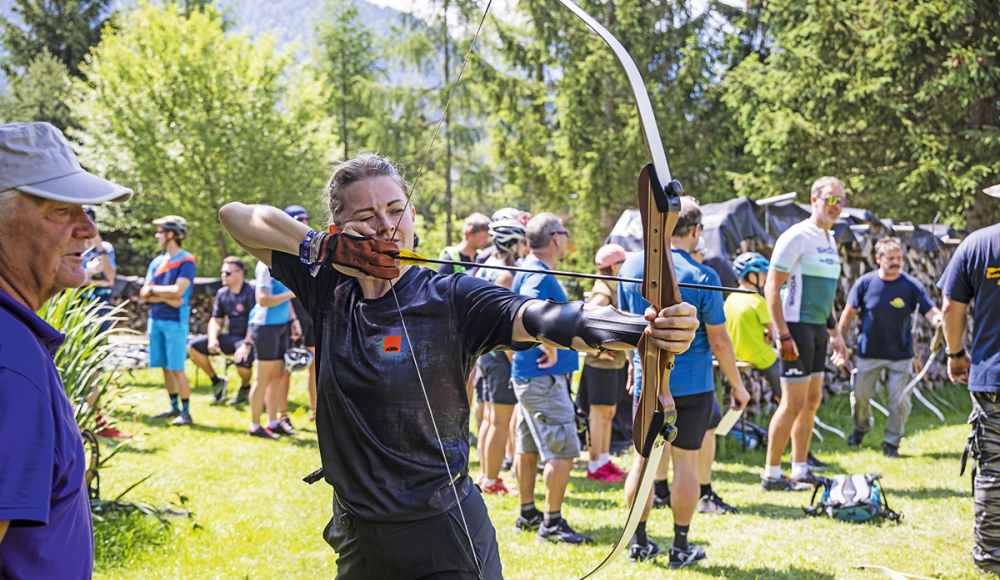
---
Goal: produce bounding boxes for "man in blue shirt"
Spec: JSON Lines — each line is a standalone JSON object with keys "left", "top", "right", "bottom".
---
{"left": 619, "top": 197, "right": 748, "bottom": 567}
{"left": 510, "top": 212, "right": 591, "bottom": 545}
{"left": 839, "top": 237, "right": 941, "bottom": 457}
{"left": 0, "top": 121, "right": 132, "bottom": 580}
{"left": 938, "top": 194, "right": 1000, "bottom": 574}
{"left": 141, "top": 215, "right": 197, "bottom": 426}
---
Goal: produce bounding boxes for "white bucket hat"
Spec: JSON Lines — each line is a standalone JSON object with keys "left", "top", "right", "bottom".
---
{"left": 0, "top": 122, "right": 132, "bottom": 204}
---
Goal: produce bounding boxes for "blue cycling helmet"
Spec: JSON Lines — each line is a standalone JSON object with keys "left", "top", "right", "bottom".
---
{"left": 284, "top": 205, "right": 309, "bottom": 221}
{"left": 733, "top": 252, "right": 769, "bottom": 278}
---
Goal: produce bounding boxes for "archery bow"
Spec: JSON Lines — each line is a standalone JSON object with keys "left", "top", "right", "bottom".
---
{"left": 549, "top": 1, "right": 684, "bottom": 577}
{"left": 390, "top": 248, "right": 753, "bottom": 294}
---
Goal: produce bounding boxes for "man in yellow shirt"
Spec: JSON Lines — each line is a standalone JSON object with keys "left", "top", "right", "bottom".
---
{"left": 724, "top": 253, "right": 781, "bottom": 402}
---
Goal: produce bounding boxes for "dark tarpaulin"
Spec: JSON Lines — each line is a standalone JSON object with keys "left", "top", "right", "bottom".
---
{"left": 700, "top": 197, "right": 773, "bottom": 287}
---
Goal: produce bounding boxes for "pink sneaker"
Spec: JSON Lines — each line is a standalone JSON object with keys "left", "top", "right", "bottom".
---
{"left": 481, "top": 478, "right": 510, "bottom": 495}
{"left": 604, "top": 462, "right": 627, "bottom": 478}
{"left": 586, "top": 464, "right": 623, "bottom": 483}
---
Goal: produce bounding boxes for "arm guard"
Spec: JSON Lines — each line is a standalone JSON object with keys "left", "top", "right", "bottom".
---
{"left": 521, "top": 300, "right": 647, "bottom": 351}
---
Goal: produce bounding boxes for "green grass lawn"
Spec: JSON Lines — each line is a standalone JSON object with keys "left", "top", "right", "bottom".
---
{"left": 94, "top": 364, "right": 982, "bottom": 579}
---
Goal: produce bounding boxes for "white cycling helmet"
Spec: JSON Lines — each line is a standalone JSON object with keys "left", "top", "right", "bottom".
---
{"left": 284, "top": 347, "right": 314, "bottom": 374}
{"left": 489, "top": 219, "right": 526, "bottom": 255}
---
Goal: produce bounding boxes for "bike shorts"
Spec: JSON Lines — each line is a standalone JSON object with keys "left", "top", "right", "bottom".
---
{"left": 781, "top": 322, "right": 828, "bottom": 385}
{"left": 188, "top": 333, "right": 255, "bottom": 368}
{"left": 252, "top": 323, "right": 289, "bottom": 362}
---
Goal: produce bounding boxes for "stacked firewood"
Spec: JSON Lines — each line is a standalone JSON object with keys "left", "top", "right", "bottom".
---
{"left": 109, "top": 293, "right": 215, "bottom": 335}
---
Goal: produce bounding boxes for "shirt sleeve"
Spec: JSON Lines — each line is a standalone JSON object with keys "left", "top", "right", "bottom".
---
{"left": 847, "top": 277, "right": 863, "bottom": 309}
{"left": 755, "top": 295, "right": 771, "bottom": 325}
{"left": 700, "top": 271, "right": 727, "bottom": 326}
{"left": 938, "top": 242, "right": 975, "bottom": 303}
{"left": 912, "top": 276, "right": 936, "bottom": 315}
{"left": 270, "top": 251, "right": 348, "bottom": 319}
{"left": 452, "top": 275, "right": 532, "bottom": 356}
{"left": 590, "top": 279, "right": 614, "bottom": 301}
{"left": 211, "top": 288, "right": 225, "bottom": 319}
{"left": 145, "top": 259, "right": 156, "bottom": 284}
{"left": 517, "top": 272, "right": 549, "bottom": 300}
{"left": 769, "top": 230, "right": 801, "bottom": 273}
{"left": 0, "top": 369, "right": 54, "bottom": 527}
{"left": 178, "top": 257, "right": 197, "bottom": 281}
{"left": 104, "top": 242, "right": 118, "bottom": 270}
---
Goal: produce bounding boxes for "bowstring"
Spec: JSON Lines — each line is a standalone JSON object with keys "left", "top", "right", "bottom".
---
{"left": 387, "top": 3, "right": 494, "bottom": 578}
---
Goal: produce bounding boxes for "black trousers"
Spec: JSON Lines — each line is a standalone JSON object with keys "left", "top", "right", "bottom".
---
{"left": 969, "top": 391, "right": 1000, "bottom": 575}
{"left": 324, "top": 490, "right": 503, "bottom": 580}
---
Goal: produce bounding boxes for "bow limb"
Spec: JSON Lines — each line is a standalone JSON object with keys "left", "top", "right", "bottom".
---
{"left": 552, "top": 0, "right": 683, "bottom": 578}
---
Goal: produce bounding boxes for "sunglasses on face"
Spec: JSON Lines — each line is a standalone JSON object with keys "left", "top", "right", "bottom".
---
{"left": 818, "top": 195, "right": 847, "bottom": 207}
{"left": 552, "top": 230, "right": 570, "bottom": 239}
{"left": 221, "top": 270, "right": 235, "bottom": 275}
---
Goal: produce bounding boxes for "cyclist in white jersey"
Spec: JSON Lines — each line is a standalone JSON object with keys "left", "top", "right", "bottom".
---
{"left": 761, "top": 176, "right": 849, "bottom": 492}
{"left": 474, "top": 219, "right": 529, "bottom": 494}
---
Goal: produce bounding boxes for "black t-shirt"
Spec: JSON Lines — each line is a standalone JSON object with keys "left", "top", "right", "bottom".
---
{"left": 271, "top": 251, "right": 530, "bottom": 522}
{"left": 211, "top": 281, "right": 256, "bottom": 338}
{"left": 436, "top": 249, "right": 477, "bottom": 276}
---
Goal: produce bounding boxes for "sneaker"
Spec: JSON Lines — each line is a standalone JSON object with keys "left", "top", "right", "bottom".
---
{"left": 480, "top": 478, "right": 510, "bottom": 495}
{"left": 847, "top": 428, "right": 865, "bottom": 446}
{"left": 537, "top": 518, "right": 593, "bottom": 545}
{"left": 279, "top": 417, "right": 296, "bottom": 434}
{"left": 760, "top": 474, "right": 812, "bottom": 492}
{"left": 211, "top": 377, "right": 229, "bottom": 402}
{"left": 653, "top": 491, "right": 671, "bottom": 509}
{"left": 95, "top": 426, "right": 133, "bottom": 439}
{"left": 248, "top": 426, "right": 279, "bottom": 440}
{"left": 270, "top": 422, "right": 295, "bottom": 436}
{"left": 171, "top": 412, "right": 193, "bottom": 426}
{"left": 152, "top": 408, "right": 180, "bottom": 420}
{"left": 628, "top": 540, "right": 660, "bottom": 563}
{"left": 604, "top": 462, "right": 627, "bottom": 478}
{"left": 515, "top": 511, "right": 543, "bottom": 532}
{"left": 586, "top": 463, "right": 624, "bottom": 483}
{"left": 806, "top": 452, "right": 829, "bottom": 470}
{"left": 500, "top": 457, "right": 513, "bottom": 472}
{"left": 668, "top": 545, "right": 706, "bottom": 568}
{"left": 882, "top": 442, "right": 900, "bottom": 458}
{"left": 791, "top": 471, "right": 823, "bottom": 487}
{"left": 228, "top": 387, "right": 250, "bottom": 405}
{"left": 696, "top": 492, "right": 739, "bottom": 514}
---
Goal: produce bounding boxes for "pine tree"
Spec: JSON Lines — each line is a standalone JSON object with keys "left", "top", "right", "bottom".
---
{"left": 0, "top": 49, "right": 76, "bottom": 130}
{"left": 0, "top": 0, "right": 115, "bottom": 78}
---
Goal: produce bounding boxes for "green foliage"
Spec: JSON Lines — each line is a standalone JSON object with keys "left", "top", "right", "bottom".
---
{"left": 0, "top": 48, "right": 77, "bottom": 130}
{"left": 37, "top": 287, "right": 128, "bottom": 430}
{"left": 71, "top": 1, "right": 332, "bottom": 275}
{"left": 0, "top": 0, "right": 116, "bottom": 78}
{"left": 722, "top": 0, "right": 1000, "bottom": 229}
{"left": 312, "top": 0, "right": 385, "bottom": 161}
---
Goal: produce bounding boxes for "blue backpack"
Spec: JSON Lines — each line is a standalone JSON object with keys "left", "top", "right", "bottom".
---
{"left": 804, "top": 474, "right": 900, "bottom": 523}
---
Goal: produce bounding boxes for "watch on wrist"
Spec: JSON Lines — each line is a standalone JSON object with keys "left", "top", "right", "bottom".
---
{"left": 946, "top": 348, "right": 967, "bottom": 359}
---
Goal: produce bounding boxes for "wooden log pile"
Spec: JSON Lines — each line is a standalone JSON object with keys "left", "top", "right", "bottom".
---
{"left": 110, "top": 293, "right": 216, "bottom": 335}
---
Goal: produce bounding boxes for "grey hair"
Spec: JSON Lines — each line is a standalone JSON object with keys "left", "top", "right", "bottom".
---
{"left": 810, "top": 176, "right": 845, "bottom": 199}
{"left": 875, "top": 236, "right": 904, "bottom": 257}
{"left": 0, "top": 189, "right": 21, "bottom": 217}
{"left": 525, "top": 212, "right": 564, "bottom": 250}
{"left": 322, "top": 153, "right": 411, "bottom": 227}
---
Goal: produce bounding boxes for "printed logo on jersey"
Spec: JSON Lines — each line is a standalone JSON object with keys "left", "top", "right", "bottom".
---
{"left": 816, "top": 246, "right": 839, "bottom": 255}
{"left": 236, "top": 304, "right": 244, "bottom": 312}
{"left": 890, "top": 297, "right": 906, "bottom": 309}
{"left": 383, "top": 335, "right": 402, "bottom": 353}
{"left": 988, "top": 267, "right": 1000, "bottom": 285}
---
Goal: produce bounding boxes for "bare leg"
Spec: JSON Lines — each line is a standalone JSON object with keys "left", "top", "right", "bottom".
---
{"left": 173, "top": 369, "right": 191, "bottom": 399}
{"left": 251, "top": 360, "right": 283, "bottom": 426}
{"left": 698, "top": 429, "right": 715, "bottom": 486}
{"left": 276, "top": 370, "right": 291, "bottom": 418}
{"left": 790, "top": 376, "right": 824, "bottom": 463}
{"left": 543, "top": 458, "right": 573, "bottom": 513}
{"left": 625, "top": 442, "right": 666, "bottom": 523}
{"left": 517, "top": 452, "right": 538, "bottom": 506}
{"left": 765, "top": 381, "right": 808, "bottom": 468}
{"left": 485, "top": 403, "right": 516, "bottom": 480}
{"left": 306, "top": 346, "right": 317, "bottom": 414}
{"left": 671, "top": 447, "right": 699, "bottom": 526}
{"left": 588, "top": 404, "right": 616, "bottom": 463}
{"left": 187, "top": 345, "right": 217, "bottom": 378}
{"left": 478, "top": 403, "right": 493, "bottom": 475}
{"left": 163, "top": 369, "right": 177, "bottom": 395}
{"left": 237, "top": 365, "right": 253, "bottom": 387}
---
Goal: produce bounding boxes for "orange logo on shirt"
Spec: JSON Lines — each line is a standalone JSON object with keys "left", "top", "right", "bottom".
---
{"left": 383, "top": 336, "right": 402, "bottom": 353}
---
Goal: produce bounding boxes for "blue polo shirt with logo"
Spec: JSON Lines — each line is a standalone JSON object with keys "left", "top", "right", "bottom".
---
{"left": 848, "top": 271, "right": 935, "bottom": 360}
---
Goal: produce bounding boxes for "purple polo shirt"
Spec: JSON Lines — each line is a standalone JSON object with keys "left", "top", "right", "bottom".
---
{"left": 0, "top": 289, "right": 93, "bottom": 580}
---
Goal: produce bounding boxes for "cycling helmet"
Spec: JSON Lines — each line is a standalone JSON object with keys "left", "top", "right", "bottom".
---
{"left": 489, "top": 219, "right": 526, "bottom": 255}
{"left": 491, "top": 207, "right": 531, "bottom": 225}
{"left": 83, "top": 205, "right": 96, "bottom": 221}
{"left": 284, "top": 347, "right": 315, "bottom": 374}
{"left": 152, "top": 215, "right": 190, "bottom": 240}
{"left": 733, "top": 252, "right": 770, "bottom": 278}
{"left": 284, "top": 205, "right": 309, "bottom": 221}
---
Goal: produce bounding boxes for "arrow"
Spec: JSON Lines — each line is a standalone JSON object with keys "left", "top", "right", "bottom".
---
{"left": 389, "top": 248, "right": 754, "bottom": 294}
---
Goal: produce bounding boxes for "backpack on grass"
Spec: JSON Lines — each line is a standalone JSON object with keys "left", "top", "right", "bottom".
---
{"left": 804, "top": 474, "right": 900, "bottom": 523}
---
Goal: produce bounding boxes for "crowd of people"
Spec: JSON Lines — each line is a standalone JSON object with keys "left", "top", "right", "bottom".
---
{"left": 2, "top": 121, "right": 999, "bottom": 580}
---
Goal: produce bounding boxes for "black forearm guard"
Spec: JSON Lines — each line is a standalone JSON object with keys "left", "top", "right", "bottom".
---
{"left": 521, "top": 300, "right": 647, "bottom": 351}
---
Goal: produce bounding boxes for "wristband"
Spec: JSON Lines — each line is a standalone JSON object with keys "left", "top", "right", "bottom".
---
{"left": 946, "top": 348, "right": 967, "bottom": 359}
{"left": 300, "top": 230, "right": 322, "bottom": 263}
{"left": 780, "top": 333, "right": 793, "bottom": 342}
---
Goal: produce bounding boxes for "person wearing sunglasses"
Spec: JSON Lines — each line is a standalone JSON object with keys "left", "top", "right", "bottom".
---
{"left": 760, "top": 176, "right": 849, "bottom": 492}
{"left": 140, "top": 215, "right": 197, "bottom": 426}
{"left": 187, "top": 256, "right": 257, "bottom": 405}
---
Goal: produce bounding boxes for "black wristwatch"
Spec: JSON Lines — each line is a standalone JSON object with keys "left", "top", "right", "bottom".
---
{"left": 946, "top": 348, "right": 967, "bottom": 359}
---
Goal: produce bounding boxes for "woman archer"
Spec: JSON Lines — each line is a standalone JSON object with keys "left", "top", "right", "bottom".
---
{"left": 219, "top": 152, "right": 699, "bottom": 580}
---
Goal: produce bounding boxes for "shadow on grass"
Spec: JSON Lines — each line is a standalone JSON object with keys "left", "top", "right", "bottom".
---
{"left": 561, "top": 495, "right": 625, "bottom": 511}
{"left": 698, "top": 564, "right": 834, "bottom": 579}
{"left": 889, "top": 486, "right": 969, "bottom": 500}
{"left": 729, "top": 502, "right": 810, "bottom": 520}
{"left": 132, "top": 414, "right": 248, "bottom": 436}
{"left": 921, "top": 451, "right": 964, "bottom": 461}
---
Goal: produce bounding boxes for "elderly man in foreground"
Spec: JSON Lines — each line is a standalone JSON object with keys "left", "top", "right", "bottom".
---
{"left": 0, "top": 122, "right": 132, "bottom": 579}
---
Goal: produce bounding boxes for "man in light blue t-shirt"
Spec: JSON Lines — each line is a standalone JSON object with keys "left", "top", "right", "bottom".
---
{"left": 510, "top": 213, "right": 590, "bottom": 546}
{"left": 141, "top": 215, "right": 197, "bottom": 426}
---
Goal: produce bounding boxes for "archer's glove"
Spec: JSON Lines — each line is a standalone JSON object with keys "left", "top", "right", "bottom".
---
{"left": 779, "top": 333, "right": 798, "bottom": 361}
{"left": 319, "top": 233, "right": 401, "bottom": 279}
